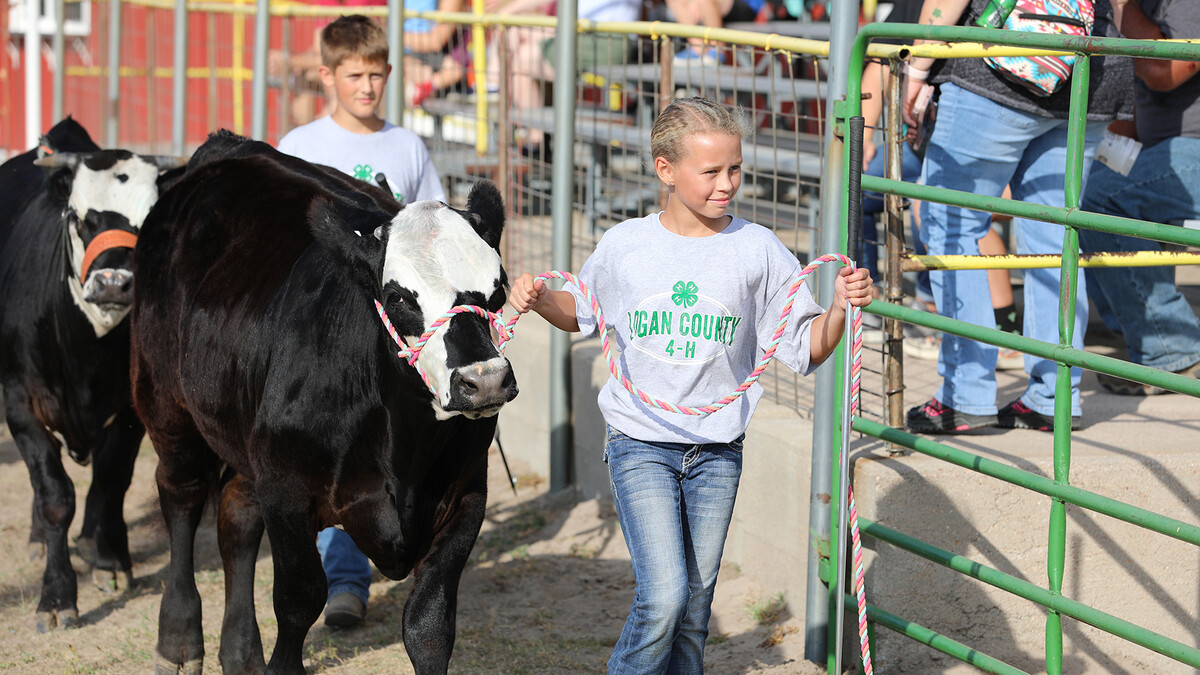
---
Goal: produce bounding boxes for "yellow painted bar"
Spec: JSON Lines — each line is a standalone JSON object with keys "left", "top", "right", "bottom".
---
{"left": 232, "top": 0, "right": 245, "bottom": 134}
{"left": 904, "top": 251, "right": 1200, "bottom": 272}
{"left": 472, "top": 0, "right": 488, "bottom": 155}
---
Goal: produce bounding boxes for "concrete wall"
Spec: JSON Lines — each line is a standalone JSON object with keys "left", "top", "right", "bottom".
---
{"left": 853, "top": 447, "right": 1200, "bottom": 674}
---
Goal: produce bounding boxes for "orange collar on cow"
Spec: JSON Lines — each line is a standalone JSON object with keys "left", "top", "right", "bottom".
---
{"left": 80, "top": 229, "right": 138, "bottom": 285}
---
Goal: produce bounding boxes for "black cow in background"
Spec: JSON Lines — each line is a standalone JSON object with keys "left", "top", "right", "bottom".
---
{"left": 131, "top": 132, "right": 517, "bottom": 674}
{"left": 0, "top": 117, "right": 185, "bottom": 631}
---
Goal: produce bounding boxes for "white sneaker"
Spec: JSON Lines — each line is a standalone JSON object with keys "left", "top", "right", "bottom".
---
{"left": 906, "top": 335, "right": 941, "bottom": 361}
{"left": 996, "top": 348, "right": 1024, "bottom": 371}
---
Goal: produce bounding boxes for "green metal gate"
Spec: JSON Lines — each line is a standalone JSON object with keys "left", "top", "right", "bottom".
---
{"left": 826, "top": 24, "right": 1200, "bottom": 674}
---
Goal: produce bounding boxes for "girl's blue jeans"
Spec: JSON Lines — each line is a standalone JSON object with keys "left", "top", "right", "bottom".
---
{"left": 604, "top": 425, "right": 743, "bottom": 675}
{"left": 317, "top": 527, "right": 372, "bottom": 605}
{"left": 1080, "top": 135, "right": 1200, "bottom": 372}
{"left": 920, "top": 83, "right": 1105, "bottom": 417}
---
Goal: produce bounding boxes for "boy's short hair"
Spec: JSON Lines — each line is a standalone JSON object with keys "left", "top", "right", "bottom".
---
{"left": 320, "top": 15, "right": 389, "bottom": 70}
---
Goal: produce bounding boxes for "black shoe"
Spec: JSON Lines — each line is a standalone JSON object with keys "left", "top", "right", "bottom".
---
{"left": 997, "top": 400, "right": 1081, "bottom": 432}
{"left": 1096, "top": 361, "right": 1200, "bottom": 396}
{"left": 324, "top": 592, "right": 366, "bottom": 628}
{"left": 906, "top": 398, "right": 997, "bottom": 434}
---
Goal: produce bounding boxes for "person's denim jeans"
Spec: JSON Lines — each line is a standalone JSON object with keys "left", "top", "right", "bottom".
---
{"left": 604, "top": 426, "right": 742, "bottom": 675}
{"left": 1079, "top": 136, "right": 1200, "bottom": 371}
{"left": 317, "top": 527, "right": 371, "bottom": 605}
{"left": 920, "top": 83, "right": 1104, "bottom": 417}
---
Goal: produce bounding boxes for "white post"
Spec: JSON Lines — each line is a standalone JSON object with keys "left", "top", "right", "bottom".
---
{"left": 24, "top": 0, "right": 42, "bottom": 149}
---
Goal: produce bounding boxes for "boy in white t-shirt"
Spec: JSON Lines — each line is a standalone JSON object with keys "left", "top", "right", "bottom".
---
{"left": 276, "top": 14, "right": 445, "bottom": 630}
{"left": 278, "top": 14, "right": 445, "bottom": 207}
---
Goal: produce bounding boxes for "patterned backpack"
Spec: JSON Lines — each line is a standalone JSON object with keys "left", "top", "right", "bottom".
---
{"left": 984, "top": 0, "right": 1096, "bottom": 96}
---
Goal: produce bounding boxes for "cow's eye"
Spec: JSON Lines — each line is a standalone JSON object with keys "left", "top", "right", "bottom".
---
{"left": 385, "top": 292, "right": 405, "bottom": 309}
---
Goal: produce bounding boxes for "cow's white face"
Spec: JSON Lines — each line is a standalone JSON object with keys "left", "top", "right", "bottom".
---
{"left": 59, "top": 153, "right": 164, "bottom": 336}
{"left": 379, "top": 200, "right": 515, "bottom": 419}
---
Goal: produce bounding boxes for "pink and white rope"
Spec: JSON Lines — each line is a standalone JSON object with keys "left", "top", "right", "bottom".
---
{"left": 373, "top": 253, "right": 872, "bottom": 669}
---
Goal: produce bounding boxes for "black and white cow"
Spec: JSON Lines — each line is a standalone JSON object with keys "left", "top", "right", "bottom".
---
{"left": 0, "top": 117, "right": 185, "bottom": 631}
{"left": 130, "top": 131, "right": 516, "bottom": 674}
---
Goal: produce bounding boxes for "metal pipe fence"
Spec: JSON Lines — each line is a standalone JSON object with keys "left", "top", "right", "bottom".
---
{"left": 834, "top": 23, "right": 1200, "bottom": 674}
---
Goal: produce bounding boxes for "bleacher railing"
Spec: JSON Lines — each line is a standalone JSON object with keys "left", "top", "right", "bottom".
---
{"left": 833, "top": 24, "right": 1200, "bottom": 674}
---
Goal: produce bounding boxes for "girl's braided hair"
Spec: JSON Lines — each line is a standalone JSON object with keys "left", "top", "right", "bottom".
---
{"left": 650, "top": 96, "right": 751, "bottom": 165}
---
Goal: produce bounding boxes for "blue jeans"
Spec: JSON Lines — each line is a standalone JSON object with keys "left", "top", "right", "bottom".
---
{"left": 317, "top": 527, "right": 371, "bottom": 605}
{"left": 605, "top": 426, "right": 743, "bottom": 675}
{"left": 920, "top": 83, "right": 1104, "bottom": 417}
{"left": 1079, "top": 136, "right": 1200, "bottom": 371}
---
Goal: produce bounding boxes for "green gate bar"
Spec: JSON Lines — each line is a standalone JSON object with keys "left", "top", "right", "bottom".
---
{"left": 830, "top": 22, "right": 1200, "bottom": 674}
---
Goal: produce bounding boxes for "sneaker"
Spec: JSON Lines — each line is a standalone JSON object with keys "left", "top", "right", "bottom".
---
{"left": 673, "top": 46, "right": 722, "bottom": 67}
{"left": 997, "top": 399, "right": 1082, "bottom": 431}
{"left": 905, "top": 335, "right": 941, "bottom": 361}
{"left": 324, "top": 592, "right": 366, "bottom": 628}
{"left": 906, "top": 398, "right": 997, "bottom": 434}
{"left": 996, "top": 348, "right": 1024, "bottom": 371}
{"left": 1096, "top": 361, "right": 1200, "bottom": 396}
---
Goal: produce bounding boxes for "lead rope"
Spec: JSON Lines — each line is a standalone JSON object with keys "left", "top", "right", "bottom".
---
{"left": 374, "top": 253, "right": 872, "bottom": 669}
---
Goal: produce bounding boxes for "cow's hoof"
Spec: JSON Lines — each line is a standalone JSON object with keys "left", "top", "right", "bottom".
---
{"left": 92, "top": 567, "right": 133, "bottom": 593}
{"left": 35, "top": 608, "right": 79, "bottom": 632}
{"left": 27, "top": 541, "right": 45, "bottom": 561}
{"left": 155, "top": 654, "right": 203, "bottom": 675}
{"left": 58, "top": 609, "right": 80, "bottom": 629}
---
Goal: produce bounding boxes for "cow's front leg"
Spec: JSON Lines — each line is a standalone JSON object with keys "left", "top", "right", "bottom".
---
{"left": 81, "top": 407, "right": 144, "bottom": 593}
{"left": 261, "top": 485, "right": 325, "bottom": 675}
{"left": 218, "top": 471, "right": 267, "bottom": 674}
{"left": 403, "top": 459, "right": 488, "bottom": 674}
{"left": 153, "top": 432, "right": 216, "bottom": 675}
{"left": 6, "top": 383, "right": 79, "bottom": 632}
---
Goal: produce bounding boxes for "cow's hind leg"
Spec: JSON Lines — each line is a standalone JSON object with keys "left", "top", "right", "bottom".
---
{"left": 152, "top": 430, "right": 218, "bottom": 675}
{"left": 403, "top": 457, "right": 489, "bottom": 674}
{"left": 81, "top": 407, "right": 144, "bottom": 593}
{"left": 217, "top": 471, "right": 267, "bottom": 674}
{"left": 6, "top": 382, "right": 80, "bottom": 631}
{"left": 261, "top": 483, "right": 326, "bottom": 675}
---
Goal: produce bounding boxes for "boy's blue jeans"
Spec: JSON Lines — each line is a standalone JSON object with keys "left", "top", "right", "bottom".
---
{"left": 920, "top": 83, "right": 1104, "bottom": 417}
{"left": 1079, "top": 136, "right": 1200, "bottom": 372}
{"left": 604, "top": 425, "right": 742, "bottom": 675}
{"left": 316, "top": 527, "right": 371, "bottom": 606}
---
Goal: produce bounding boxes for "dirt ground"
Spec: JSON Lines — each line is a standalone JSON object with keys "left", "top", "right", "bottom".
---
{"left": 0, "top": 429, "right": 832, "bottom": 674}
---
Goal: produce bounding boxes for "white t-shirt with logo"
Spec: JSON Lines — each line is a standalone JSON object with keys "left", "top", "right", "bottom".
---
{"left": 566, "top": 212, "right": 824, "bottom": 444}
{"left": 277, "top": 116, "right": 445, "bottom": 206}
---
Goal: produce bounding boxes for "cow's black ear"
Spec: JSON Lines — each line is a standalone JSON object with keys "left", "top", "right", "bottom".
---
{"left": 33, "top": 152, "right": 81, "bottom": 205}
{"left": 309, "top": 197, "right": 383, "bottom": 293}
{"left": 466, "top": 180, "right": 505, "bottom": 249}
{"left": 45, "top": 166, "right": 76, "bottom": 207}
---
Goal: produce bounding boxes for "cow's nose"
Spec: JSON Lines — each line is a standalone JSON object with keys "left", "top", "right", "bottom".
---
{"left": 84, "top": 269, "right": 134, "bottom": 306}
{"left": 448, "top": 363, "right": 518, "bottom": 410}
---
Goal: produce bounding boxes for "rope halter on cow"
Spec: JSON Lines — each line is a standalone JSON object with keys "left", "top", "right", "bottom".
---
{"left": 373, "top": 300, "right": 520, "bottom": 396}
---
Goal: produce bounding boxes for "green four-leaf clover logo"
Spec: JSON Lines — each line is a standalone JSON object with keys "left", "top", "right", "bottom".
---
{"left": 672, "top": 281, "right": 699, "bottom": 308}
{"left": 353, "top": 164, "right": 373, "bottom": 181}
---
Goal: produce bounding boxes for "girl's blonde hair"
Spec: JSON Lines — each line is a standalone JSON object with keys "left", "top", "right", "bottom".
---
{"left": 650, "top": 97, "right": 751, "bottom": 165}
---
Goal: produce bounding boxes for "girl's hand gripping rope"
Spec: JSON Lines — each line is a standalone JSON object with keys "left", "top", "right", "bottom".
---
{"left": 835, "top": 266, "right": 875, "bottom": 310}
